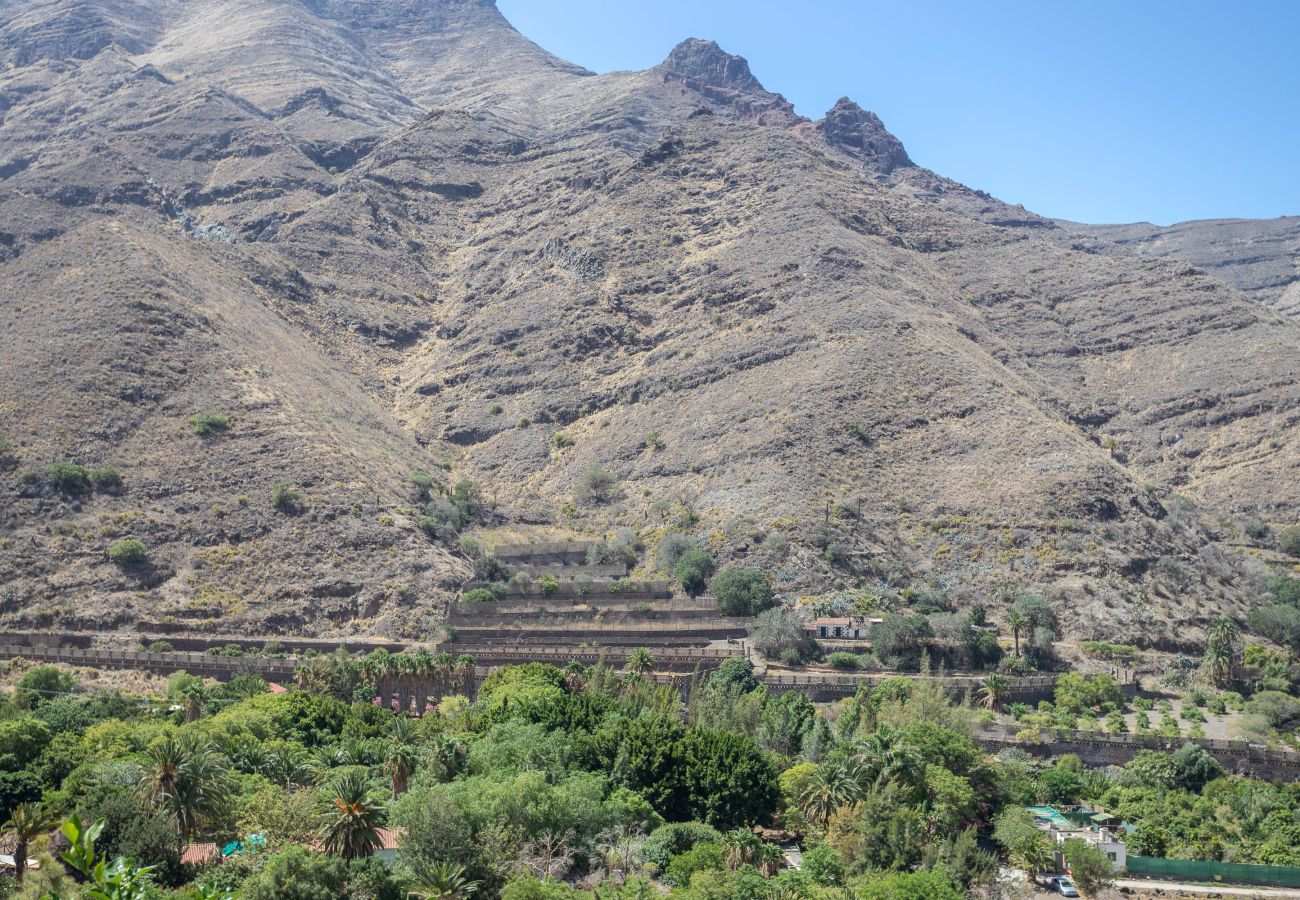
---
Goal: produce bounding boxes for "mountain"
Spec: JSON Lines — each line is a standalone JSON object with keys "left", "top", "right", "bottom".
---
{"left": 1061, "top": 217, "right": 1300, "bottom": 318}
{"left": 1, "top": 0, "right": 1297, "bottom": 649}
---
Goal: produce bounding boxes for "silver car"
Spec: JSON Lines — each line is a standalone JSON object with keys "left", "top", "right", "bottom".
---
{"left": 1051, "top": 876, "right": 1080, "bottom": 897}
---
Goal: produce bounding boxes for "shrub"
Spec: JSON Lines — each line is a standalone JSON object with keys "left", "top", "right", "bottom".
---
{"left": 587, "top": 535, "right": 639, "bottom": 568}
{"left": 674, "top": 548, "right": 716, "bottom": 597}
{"left": 107, "top": 538, "right": 147, "bottom": 566}
{"left": 869, "top": 614, "right": 933, "bottom": 670}
{"left": 711, "top": 568, "right": 774, "bottom": 616}
{"left": 88, "top": 465, "right": 122, "bottom": 491}
{"left": 0, "top": 437, "right": 17, "bottom": 472}
{"left": 552, "top": 432, "right": 575, "bottom": 449}
{"left": 489, "top": 403, "right": 503, "bottom": 415}
{"left": 539, "top": 573, "right": 560, "bottom": 597}
{"left": 1244, "top": 516, "right": 1271, "bottom": 540}
{"left": 45, "top": 462, "right": 91, "bottom": 496}
{"left": 574, "top": 465, "right": 620, "bottom": 506}
{"left": 655, "top": 532, "right": 697, "bottom": 572}
{"left": 189, "top": 412, "right": 230, "bottom": 436}
{"left": 643, "top": 430, "right": 665, "bottom": 452}
{"left": 462, "top": 588, "right": 498, "bottom": 604}
{"left": 1280, "top": 525, "right": 1300, "bottom": 558}
{"left": 826, "top": 652, "right": 860, "bottom": 671}
{"left": 146, "top": 641, "right": 174, "bottom": 653}
{"left": 748, "top": 606, "right": 818, "bottom": 663}
{"left": 759, "top": 532, "right": 789, "bottom": 557}
{"left": 270, "top": 482, "right": 301, "bottom": 512}
{"left": 409, "top": 470, "right": 436, "bottom": 501}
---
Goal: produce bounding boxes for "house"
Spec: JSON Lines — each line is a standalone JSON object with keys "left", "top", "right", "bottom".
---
{"left": 0, "top": 854, "right": 39, "bottom": 873}
{"left": 1027, "top": 806, "right": 1127, "bottom": 873}
{"left": 805, "top": 617, "right": 881, "bottom": 640}
{"left": 374, "top": 827, "right": 403, "bottom": 863}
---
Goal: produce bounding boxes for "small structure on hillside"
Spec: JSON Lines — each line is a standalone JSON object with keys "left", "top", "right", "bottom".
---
{"left": 1027, "top": 805, "right": 1127, "bottom": 873}
{"left": 805, "top": 616, "right": 880, "bottom": 640}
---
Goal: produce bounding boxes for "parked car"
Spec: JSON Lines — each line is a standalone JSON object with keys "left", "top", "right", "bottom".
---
{"left": 1050, "top": 876, "right": 1080, "bottom": 897}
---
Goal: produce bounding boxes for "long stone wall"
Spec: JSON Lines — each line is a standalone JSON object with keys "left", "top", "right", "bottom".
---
{"left": 0, "top": 644, "right": 299, "bottom": 681}
{"left": 976, "top": 726, "right": 1300, "bottom": 780}
{"left": 764, "top": 672, "right": 1067, "bottom": 703}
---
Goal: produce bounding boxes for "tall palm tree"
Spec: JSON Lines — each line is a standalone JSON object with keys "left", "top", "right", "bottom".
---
{"left": 180, "top": 683, "right": 208, "bottom": 723}
{"left": 385, "top": 742, "right": 420, "bottom": 798}
{"left": 3, "top": 802, "right": 56, "bottom": 885}
{"left": 1204, "top": 616, "right": 1240, "bottom": 687}
{"left": 405, "top": 860, "right": 480, "bottom": 900}
{"left": 319, "top": 770, "right": 385, "bottom": 860}
{"left": 137, "top": 733, "right": 232, "bottom": 843}
{"left": 626, "top": 648, "right": 655, "bottom": 677}
{"left": 979, "top": 674, "right": 1011, "bottom": 711}
{"left": 1005, "top": 611, "right": 1028, "bottom": 657}
{"left": 721, "top": 829, "right": 762, "bottom": 871}
{"left": 261, "top": 746, "right": 311, "bottom": 790}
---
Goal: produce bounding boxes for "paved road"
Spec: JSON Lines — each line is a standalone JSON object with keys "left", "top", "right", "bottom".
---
{"left": 1114, "top": 878, "right": 1300, "bottom": 897}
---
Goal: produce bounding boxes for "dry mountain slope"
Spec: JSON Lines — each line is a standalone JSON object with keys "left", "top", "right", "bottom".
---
{"left": 0, "top": 0, "right": 1297, "bottom": 649}
{"left": 1063, "top": 217, "right": 1300, "bottom": 318}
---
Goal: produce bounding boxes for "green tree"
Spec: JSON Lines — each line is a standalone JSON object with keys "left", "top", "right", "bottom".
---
{"left": 710, "top": 569, "right": 774, "bottom": 617}
{"left": 242, "top": 845, "right": 347, "bottom": 900}
{"left": 136, "top": 733, "right": 232, "bottom": 842}
{"left": 674, "top": 549, "right": 716, "bottom": 597}
{"left": 384, "top": 742, "right": 420, "bottom": 799}
{"left": 16, "top": 666, "right": 78, "bottom": 707}
{"left": 993, "top": 808, "right": 1053, "bottom": 876}
{"left": 679, "top": 729, "right": 779, "bottom": 829}
{"left": 1203, "top": 617, "right": 1240, "bottom": 687}
{"left": 1278, "top": 524, "right": 1300, "bottom": 558}
{"left": 0, "top": 717, "right": 52, "bottom": 768}
{"left": 3, "top": 802, "right": 56, "bottom": 885}
{"left": 318, "top": 770, "right": 385, "bottom": 860}
{"left": 1061, "top": 837, "right": 1115, "bottom": 897}
{"left": 1005, "top": 610, "right": 1028, "bottom": 657}
{"left": 626, "top": 647, "right": 655, "bottom": 676}
{"left": 978, "top": 674, "right": 1010, "bottom": 710}
{"left": 406, "top": 859, "right": 481, "bottom": 900}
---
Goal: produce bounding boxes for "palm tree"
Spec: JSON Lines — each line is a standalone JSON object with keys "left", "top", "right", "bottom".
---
{"left": 3, "top": 802, "right": 56, "bottom": 885}
{"left": 1010, "top": 833, "right": 1053, "bottom": 876}
{"left": 405, "top": 859, "right": 480, "bottom": 900}
{"left": 429, "top": 734, "right": 467, "bottom": 783}
{"left": 137, "top": 733, "right": 232, "bottom": 843}
{"left": 979, "top": 674, "right": 1011, "bottom": 711}
{"left": 1005, "top": 611, "right": 1028, "bottom": 657}
{"left": 385, "top": 742, "right": 420, "bottom": 798}
{"left": 799, "top": 762, "right": 858, "bottom": 826}
{"left": 319, "top": 770, "right": 385, "bottom": 860}
{"left": 261, "top": 746, "right": 311, "bottom": 790}
{"left": 626, "top": 648, "right": 655, "bottom": 677}
{"left": 721, "top": 829, "right": 762, "bottom": 871}
{"left": 1204, "top": 616, "right": 1240, "bottom": 687}
{"left": 180, "top": 683, "right": 208, "bottom": 723}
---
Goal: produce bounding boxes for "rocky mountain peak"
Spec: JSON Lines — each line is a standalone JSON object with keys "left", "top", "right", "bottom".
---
{"left": 660, "top": 38, "right": 765, "bottom": 93}
{"left": 816, "top": 96, "right": 912, "bottom": 172}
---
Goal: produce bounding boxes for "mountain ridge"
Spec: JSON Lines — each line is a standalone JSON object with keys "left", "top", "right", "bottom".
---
{"left": 0, "top": 0, "right": 1296, "bottom": 649}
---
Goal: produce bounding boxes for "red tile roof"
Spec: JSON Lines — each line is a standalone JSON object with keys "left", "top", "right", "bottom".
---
{"left": 181, "top": 843, "right": 220, "bottom": 866}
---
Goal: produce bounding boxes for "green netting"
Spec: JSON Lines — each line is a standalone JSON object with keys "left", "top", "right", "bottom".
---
{"left": 1127, "top": 856, "right": 1300, "bottom": 887}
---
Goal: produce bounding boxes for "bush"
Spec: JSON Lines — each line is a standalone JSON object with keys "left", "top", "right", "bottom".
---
{"left": 710, "top": 568, "right": 774, "bottom": 616}
{"left": 748, "top": 606, "right": 818, "bottom": 663}
{"left": 655, "top": 532, "right": 697, "bottom": 572}
{"left": 462, "top": 588, "right": 501, "bottom": 604}
{"left": 409, "top": 470, "right": 436, "bottom": 501}
{"left": 587, "top": 534, "right": 639, "bottom": 568}
{"left": 826, "top": 652, "right": 860, "bottom": 671}
{"left": 189, "top": 411, "right": 231, "bottom": 436}
{"left": 552, "top": 432, "right": 575, "bottom": 449}
{"left": 643, "top": 821, "right": 723, "bottom": 871}
{"left": 88, "top": 464, "right": 122, "bottom": 491}
{"left": 674, "top": 548, "right": 716, "bottom": 597}
{"left": 539, "top": 573, "right": 560, "bottom": 596}
{"left": 45, "top": 462, "right": 91, "bottom": 496}
{"left": 0, "top": 437, "right": 17, "bottom": 471}
{"left": 147, "top": 641, "right": 174, "bottom": 653}
{"left": 1244, "top": 516, "right": 1271, "bottom": 540}
{"left": 574, "top": 465, "right": 620, "bottom": 506}
{"left": 869, "top": 614, "right": 934, "bottom": 670}
{"left": 1280, "top": 525, "right": 1300, "bottom": 558}
{"left": 643, "top": 430, "right": 665, "bottom": 452}
{"left": 271, "top": 482, "right": 301, "bottom": 512}
{"left": 107, "top": 538, "right": 147, "bottom": 566}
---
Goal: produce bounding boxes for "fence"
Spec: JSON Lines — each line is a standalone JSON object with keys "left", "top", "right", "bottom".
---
{"left": 765, "top": 673, "right": 1061, "bottom": 703}
{"left": 1126, "top": 856, "right": 1300, "bottom": 887}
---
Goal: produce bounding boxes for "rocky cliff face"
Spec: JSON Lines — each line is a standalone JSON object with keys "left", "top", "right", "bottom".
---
{"left": 0, "top": 0, "right": 1295, "bottom": 647}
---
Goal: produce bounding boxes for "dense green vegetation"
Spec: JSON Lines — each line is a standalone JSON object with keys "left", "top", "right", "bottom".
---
{"left": 1, "top": 657, "right": 1296, "bottom": 900}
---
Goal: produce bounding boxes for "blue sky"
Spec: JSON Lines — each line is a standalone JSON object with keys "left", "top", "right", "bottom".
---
{"left": 497, "top": 0, "right": 1299, "bottom": 225}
